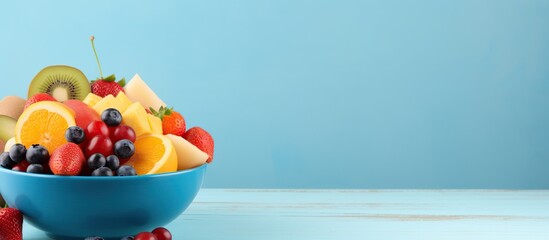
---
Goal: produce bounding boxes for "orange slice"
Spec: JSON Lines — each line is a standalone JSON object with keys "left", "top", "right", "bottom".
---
{"left": 124, "top": 134, "right": 177, "bottom": 175}
{"left": 15, "top": 101, "right": 75, "bottom": 152}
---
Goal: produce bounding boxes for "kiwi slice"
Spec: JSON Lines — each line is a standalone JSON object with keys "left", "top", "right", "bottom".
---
{"left": 28, "top": 65, "right": 90, "bottom": 101}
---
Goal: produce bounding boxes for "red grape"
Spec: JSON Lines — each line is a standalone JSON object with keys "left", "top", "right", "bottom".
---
{"left": 135, "top": 232, "right": 158, "bottom": 240}
{"left": 12, "top": 161, "right": 30, "bottom": 172}
{"left": 119, "top": 158, "right": 130, "bottom": 166}
{"left": 84, "top": 135, "right": 113, "bottom": 157}
{"left": 86, "top": 120, "right": 109, "bottom": 139}
{"left": 110, "top": 125, "right": 137, "bottom": 143}
{"left": 152, "top": 227, "right": 172, "bottom": 240}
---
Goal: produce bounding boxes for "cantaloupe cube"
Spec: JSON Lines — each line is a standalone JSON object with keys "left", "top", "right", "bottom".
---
{"left": 92, "top": 95, "right": 127, "bottom": 115}
{"left": 122, "top": 102, "right": 151, "bottom": 136}
{"left": 116, "top": 92, "right": 133, "bottom": 111}
{"left": 83, "top": 93, "right": 102, "bottom": 107}
{"left": 147, "top": 114, "right": 163, "bottom": 134}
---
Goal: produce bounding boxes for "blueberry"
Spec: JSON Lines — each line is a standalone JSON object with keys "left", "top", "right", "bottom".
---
{"left": 26, "top": 144, "right": 49, "bottom": 164}
{"left": 106, "top": 155, "right": 120, "bottom": 171}
{"left": 84, "top": 237, "right": 104, "bottom": 240}
{"left": 117, "top": 165, "right": 137, "bottom": 176}
{"left": 0, "top": 152, "right": 16, "bottom": 169}
{"left": 91, "top": 167, "right": 113, "bottom": 176}
{"left": 101, "top": 108, "right": 122, "bottom": 127}
{"left": 114, "top": 140, "right": 135, "bottom": 159}
{"left": 9, "top": 144, "right": 26, "bottom": 163}
{"left": 65, "top": 126, "right": 86, "bottom": 144}
{"left": 120, "top": 236, "right": 134, "bottom": 240}
{"left": 87, "top": 153, "right": 106, "bottom": 170}
{"left": 26, "top": 164, "right": 44, "bottom": 173}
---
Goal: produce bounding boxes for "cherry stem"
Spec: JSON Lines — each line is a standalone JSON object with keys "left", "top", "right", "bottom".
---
{"left": 90, "top": 36, "right": 104, "bottom": 79}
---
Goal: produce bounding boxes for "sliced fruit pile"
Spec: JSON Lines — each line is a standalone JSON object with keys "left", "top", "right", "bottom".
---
{"left": 0, "top": 36, "right": 215, "bottom": 238}
{"left": 0, "top": 36, "right": 214, "bottom": 177}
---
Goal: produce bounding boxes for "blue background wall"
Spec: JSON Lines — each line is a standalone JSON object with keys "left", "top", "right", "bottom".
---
{"left": 1, "top": 0, "right": 548, "bottom": 188}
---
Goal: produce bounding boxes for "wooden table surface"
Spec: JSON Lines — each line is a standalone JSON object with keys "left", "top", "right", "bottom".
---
{"left": 23, "top": 189, "right": 549, "bottom": 239}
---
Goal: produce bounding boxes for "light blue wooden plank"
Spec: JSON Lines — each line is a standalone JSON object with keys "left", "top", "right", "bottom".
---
{"left": 22, "top": 189, "right": 549, "bottom": 240}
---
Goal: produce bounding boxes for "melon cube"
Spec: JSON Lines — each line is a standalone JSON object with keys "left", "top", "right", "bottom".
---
{"left": 92, "top": 95, "right": 127, "bottom": 115}
{"left": 116, "top": 92, "right": 133, "bottom": 111}
{"left": 122, "top": 102, "right": 152, "bottom": 136}
{"left": 148, "top": 114, "right": 163, "bottom": 134}
{"left": 83, "top": 93, "right": 102, "bottom": 107}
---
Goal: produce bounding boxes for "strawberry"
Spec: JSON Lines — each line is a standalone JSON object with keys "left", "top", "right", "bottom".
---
{"left": 151, "top": 106, "right": 186, "bottom": 137}
{"left": 183, "top": 127, "right": 214, "bottom": 163}
{"left": 49, "top": 142, "right": 85, "bottom": 176}
{"left": 24, "top": 93, "right": 56, "bottom": 109}
{"left": 89, "top": 36, "right": 125, "bottom": 97}
{"left": 91, "top": 75, "right": 125, "bottom": 98}
{"left": 0, "top": 208, "right": 23, "bottom": 240}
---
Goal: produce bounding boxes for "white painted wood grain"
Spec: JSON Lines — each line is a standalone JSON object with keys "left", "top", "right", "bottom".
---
{"left": 23, "top": 189, "right": 549, "bottom": 239}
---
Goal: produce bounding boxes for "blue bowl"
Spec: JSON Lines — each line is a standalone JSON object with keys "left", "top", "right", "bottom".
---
{"left": 0, "top": 164, "right": 207, "bottom": 240}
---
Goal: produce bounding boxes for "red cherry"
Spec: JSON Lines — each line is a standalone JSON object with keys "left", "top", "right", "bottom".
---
{"left": 119, "top": 158, "right": 130, "bottom": 166}
{"left": 86, "top": 120, "right": 109, "bottom": 139}
{"left": 110, "top": 125, "right": 136, "bottom": 143}
{"left": 152, "top": 227, "right": 172, "bottom": 240}
{"left": 12, "top": 161, "right": 30, "bottom": 172}
{"left": 84, "top": 135, "right": 113, "bottom": 157}
{"left": 135, "top": 232, "right": 158, "bottom": 240}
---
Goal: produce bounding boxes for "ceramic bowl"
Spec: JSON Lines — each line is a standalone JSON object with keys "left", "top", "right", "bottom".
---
{"left": 0, "top": 164, "right": 207, "bottom": 239}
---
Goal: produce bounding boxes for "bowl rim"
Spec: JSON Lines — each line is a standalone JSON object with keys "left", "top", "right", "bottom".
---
{"left": 0, "top": 163, "right": 207, "bottom": 180}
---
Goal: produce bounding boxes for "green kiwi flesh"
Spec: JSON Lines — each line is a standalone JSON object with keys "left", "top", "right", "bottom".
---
{"left": 0, "top": 115, "right": 16, "bottom": 142}
{"left": 28, "top": 65, "right": 90, "bottom": 101}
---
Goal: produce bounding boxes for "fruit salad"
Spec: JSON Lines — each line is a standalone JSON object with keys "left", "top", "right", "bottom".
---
{"left": 0, "top": 36, "right": 214, "bottom": 240}
{"left": 0, "top": 36, "right": 215, "bottom": 177}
